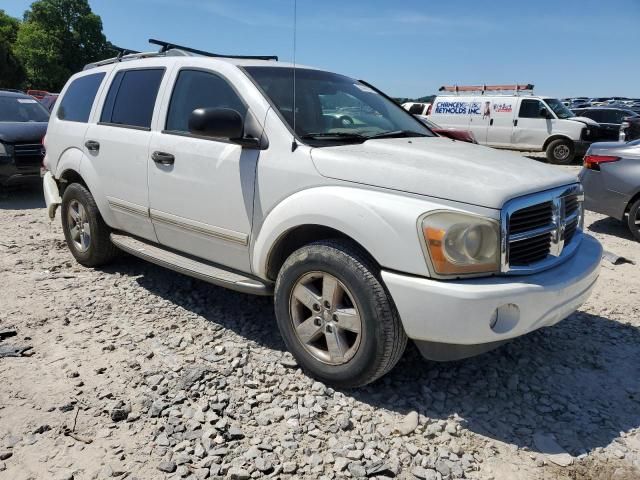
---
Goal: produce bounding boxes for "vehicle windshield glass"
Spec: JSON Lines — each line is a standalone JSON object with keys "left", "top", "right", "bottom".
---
{"left": 244, "top": 67, "right": 433, "bottom": 143}
{"left": 0, "top": 96, "right": 50, "bottom": 123}
{"left": 544, "top": 98, "right": 574, "bottom": 119}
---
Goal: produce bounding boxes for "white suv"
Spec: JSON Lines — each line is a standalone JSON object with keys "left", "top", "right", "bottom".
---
{"left": 42, "top": 42, "right": 602, "bottom": 387}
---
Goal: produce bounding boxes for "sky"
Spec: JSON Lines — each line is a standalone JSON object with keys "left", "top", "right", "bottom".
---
{"left": 3, "top": 0, "right": 640, "bottom": 99}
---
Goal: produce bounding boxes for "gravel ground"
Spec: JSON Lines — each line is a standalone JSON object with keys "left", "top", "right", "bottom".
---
{"left": 1, "top": 165, "right": 639, "bottom": 480}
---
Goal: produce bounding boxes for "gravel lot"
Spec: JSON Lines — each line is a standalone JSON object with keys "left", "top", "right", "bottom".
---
{"left": 1, "top": 164, "right": 639, "bottom": 480}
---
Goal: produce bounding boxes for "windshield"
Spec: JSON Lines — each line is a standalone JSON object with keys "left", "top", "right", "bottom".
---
{"left": 0, "top": 96, "right": 50, "bottom": 123}
{"left": 244, "top": 67, "right": 434, "bottom": 144}
{"left": 544, "top": 98, "right": 575, "bottom": 120}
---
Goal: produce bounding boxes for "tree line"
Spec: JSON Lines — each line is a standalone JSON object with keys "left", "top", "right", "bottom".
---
{"left": 0, "top": 0, "right": 115, "bottom": 92}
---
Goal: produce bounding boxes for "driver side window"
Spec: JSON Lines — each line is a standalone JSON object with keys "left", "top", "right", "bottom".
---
{"left": 165, "top": 69, "right": 247, "bottom": 134}
{"left": 518, "top": 99, "right": 545, "bottom": 119}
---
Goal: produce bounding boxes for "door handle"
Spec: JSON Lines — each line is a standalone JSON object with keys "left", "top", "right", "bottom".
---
{"left": 85, "top": 140, "right": 100, "bottom": 152}
{"left": 490, "top": 119, "right": 494, "bottom": 126}
{"left": 514, "top": 119, "right": 519, "bottom": 127}
{"left": 152, "top": 151, "right": 175, "bottom": 166}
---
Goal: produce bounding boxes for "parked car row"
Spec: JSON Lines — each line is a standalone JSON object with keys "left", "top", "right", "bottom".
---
{"left": 563, "top": 97, "right": 640, "bottom": 113}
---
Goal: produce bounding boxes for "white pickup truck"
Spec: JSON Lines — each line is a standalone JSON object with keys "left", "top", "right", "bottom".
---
{"left": 42, "top": 42, "right": 602, "bottom": 387}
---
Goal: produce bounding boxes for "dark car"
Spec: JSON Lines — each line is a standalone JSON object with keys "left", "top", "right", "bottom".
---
{"left": 572, "top": 107, "right": 639, "bottom": 141}
{"left": 579, "top": 140, "right": 640, "bottom": 241}
{"left": 40, "top": 94, "right": 59, "bottom": 112}
{"left": 0, "top": 91, "right": 49, "bottom": 187}
{"left": 621, "top": 117, "right": 640, "bottom": 142}
{"left": 416, "top": 116, "right": 477, "bottom": 143}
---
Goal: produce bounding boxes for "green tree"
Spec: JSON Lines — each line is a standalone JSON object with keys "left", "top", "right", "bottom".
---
{"left": 14, "top": 0, "right": 112, "bottom": 91}
{"left": 0, "top": 10, "right": 25, "bottom": 88}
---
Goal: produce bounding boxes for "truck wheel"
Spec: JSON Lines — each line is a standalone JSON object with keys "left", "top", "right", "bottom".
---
{"left": 627, "top": 199, "right": 640, "bottom": 242}
{"left": 274, "top": 239, "right": 407, "bottom": 388}
{"left": 546, "top": 139, "right": 575, "bottom": 165}
{"left": 61, "top": 183, "right": 118, "bottom": 267}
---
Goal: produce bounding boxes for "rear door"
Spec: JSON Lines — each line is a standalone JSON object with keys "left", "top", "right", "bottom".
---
{"left": 485, "top": 98, "right": 517, "bottom": 147}
{"left": 467, "top": 97, "right": 492, "bottom": 144}
{"left": 513, "top": 98, "right": 550, "bottom": 150}
{"left": 83, "top": 65, "right": 167, "bottom": 241}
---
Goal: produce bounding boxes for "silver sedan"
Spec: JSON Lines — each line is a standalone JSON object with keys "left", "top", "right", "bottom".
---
{"left": 580, "top": 140, "right": 640, "bottom": 241}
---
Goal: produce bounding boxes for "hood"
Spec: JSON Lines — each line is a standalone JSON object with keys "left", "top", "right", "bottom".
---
{"left": 570, "top": 116, "right": 600, "bottom": 127}
{"left": 310, "top": 137, "right": 578, "bottom": 209}
{"left": 0, "top": 122, "right": 48, "bottom": 144}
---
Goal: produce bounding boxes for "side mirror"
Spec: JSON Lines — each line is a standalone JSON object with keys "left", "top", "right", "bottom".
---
{"left": 189, "top": 107, "right": 244, "bottom": 140}
{"left": 539, "top": 107, "right": 551, "bottom": 119}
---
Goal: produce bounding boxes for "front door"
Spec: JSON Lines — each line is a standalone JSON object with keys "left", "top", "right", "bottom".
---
{"left": 83, "top": 66, "right": 166, "bottom": 242}
{"left": 467, "top": 98, "right": 492, "bottom": 144}
{"left": 147, "top": 68, "right": 258, "bottom": 272}
{"left": 512, "top": 98, "right": 551, "bottom": 150}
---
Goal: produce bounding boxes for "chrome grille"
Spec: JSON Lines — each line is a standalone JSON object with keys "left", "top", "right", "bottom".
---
{"left": 13, "top": 143, "right": 45, "bottom": 172}
{"left": 501, "top": 184, "right": 584, "bottom": 273}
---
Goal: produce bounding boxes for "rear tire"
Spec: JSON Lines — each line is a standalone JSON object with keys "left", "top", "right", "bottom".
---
{"left": 627, "top": 199, "right": 640, "bottom": 242}
{"left": 61, "top": 183, "right": 118, "bottom": 267}
{"left": 274, "top": 239, "right": 407, "bottom": 388}
{"left": 546, "top": 139, "right": 575, "bottom": 165}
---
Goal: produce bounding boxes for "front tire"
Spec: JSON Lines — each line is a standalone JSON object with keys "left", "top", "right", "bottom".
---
{"left": 61, "top": 183, "right": 117, "bottom": 267}
{"left": 546, "top": 139, "right": 575, "bottom": 165}
{"left": 274, "top": 240, "right": 407, "bottom": 388}
{"left": 627, "top": 199, "right": 640, "bottom": 242}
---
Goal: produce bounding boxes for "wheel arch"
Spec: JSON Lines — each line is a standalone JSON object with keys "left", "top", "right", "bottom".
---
{"left": 625, "top": 189, "right": 640, "bottom": 215}
{"left": 543, "top": 135, "right": 574, "bottom": 152}
{"left": 265, "top": 224, "right": 378, "bottom": 281}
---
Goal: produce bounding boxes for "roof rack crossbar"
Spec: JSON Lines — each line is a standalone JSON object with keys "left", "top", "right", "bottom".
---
{"left": 439, "top": 84, "right": 535, "bottom": 95}
{"left": 149, "top": 38, "right": 278, "bottom": 61}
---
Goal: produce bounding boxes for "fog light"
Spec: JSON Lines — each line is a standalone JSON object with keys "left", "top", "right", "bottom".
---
{"left": 490, "top": 304, "right": 520, "bottom": 334}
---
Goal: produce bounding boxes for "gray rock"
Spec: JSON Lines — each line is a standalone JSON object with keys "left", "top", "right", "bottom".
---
{"left": 227, "top": 467, "right": 250, "bottom": 480}
{"left": 149, "top": 399, "right": 168, "bottom": 417}
{"left": 334, "top": 457, "right": 349, "bottom": 472}
{"left": 395, "top": 411, "right": 419, "bottom": 435}
{"left": 346, "top": 449, "right": 363, "bottom": 460}
{"left": 227, "top": 426, "right": 243, "bottom": 440}
{"left": 435, "top": 459, "right": 450, "bottom": 477}
{"left": 412, "top": 466, "right": 438, "bottom": 480}
{"left": 0, "top": 451, "right": 12, "bottom": 461}
{"left": 348, "top": 462, "right": 367, "bottom": 478}
{"left": 157, "top": 461, "right": 177, "bottom": 473}
{"left": 110, "top": 401, "right": 131, "bottom": 422}
{"left": 254, "top": 457, "right": 272, "bottom": 472}
{"left": 282, "top": 461, "right": 297, "bottom": 473}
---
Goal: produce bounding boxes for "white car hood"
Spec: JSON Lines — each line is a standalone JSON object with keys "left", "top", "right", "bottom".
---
{"left": 310, "top": 137, "right": 578, "bottom": 209}
{"left": 571, "top": 116, "right": 600, "bottom": 127}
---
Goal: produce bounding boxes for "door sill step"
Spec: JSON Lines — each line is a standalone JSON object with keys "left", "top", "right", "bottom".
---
{"left": 110, "top": 233, "right": 273, "bottom": 296}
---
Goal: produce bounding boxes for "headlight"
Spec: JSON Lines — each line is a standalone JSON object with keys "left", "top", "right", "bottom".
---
{"left": 420, "top": 211, "right": 500, "bottom": 276}
{"left": 0, "top": 142, "right": 7, "bottom": 156}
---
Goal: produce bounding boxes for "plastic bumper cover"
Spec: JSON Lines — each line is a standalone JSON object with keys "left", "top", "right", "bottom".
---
{"left": 382, "top": 234, "right": 602, "bottom": 346}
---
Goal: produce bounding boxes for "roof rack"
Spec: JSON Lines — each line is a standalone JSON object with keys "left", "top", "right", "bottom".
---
{"left": 439, "top": 84, "right": 535, "bottom": 95}
{"left": 149, "top": 38, "right": 278, "bottom": 61}
{"left": 84, "top": 39, "right": 278, "bottom": 70}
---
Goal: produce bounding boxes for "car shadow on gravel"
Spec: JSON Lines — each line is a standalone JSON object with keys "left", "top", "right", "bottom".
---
{"left": 358, "top": 311, "right": 640, "bottom": 457}
{"left": 104, "top": 254, "right": 640, "bottom": 457}
{"left": 0, "top": 182, "right": 45, "bottom": 210}
{"left": 588, "top": 216, "right": 635, "bottom": 242}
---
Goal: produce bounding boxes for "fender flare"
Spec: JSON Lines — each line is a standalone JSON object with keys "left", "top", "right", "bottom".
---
{"left": 251, "top": 186, "right": 434, "bottom": 280}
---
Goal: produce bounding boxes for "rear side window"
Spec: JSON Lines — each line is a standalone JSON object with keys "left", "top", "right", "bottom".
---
{"left": 165, "top": 69, "right": 246, "bottom": 134}
{"left": 408, "top": 103, "right": 425, "bottom": 115}
{"left": 57, "top": 73, "right": 105, "bottom": 123}
{"left": 101, "top": 69, "right": 164, "bottom": 129}
{"left": 518, "top": 99, "right": 545, "bottom": 118}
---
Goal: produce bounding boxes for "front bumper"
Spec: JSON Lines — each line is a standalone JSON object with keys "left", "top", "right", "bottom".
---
{"left": 382, "top": 234, "right": 602, "bottom": 350}
{"left": 43, "top": 171, "right": 62, "bottom": 219}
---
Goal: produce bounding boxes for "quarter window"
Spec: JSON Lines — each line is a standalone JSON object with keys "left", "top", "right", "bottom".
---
{"left": 408, "top": 103, "right": 425, "bottom": 115}
{"left": 57, "top": 73, "right": 105, "bottom": 123}
{"left": 101, "top": 69, "right": 164, "bottom": 129}
{"left": 165, "top": 69, "right": 247, "bottom": 134}
{"left": 518, "top": 99, "right": 545, "bottom": 119}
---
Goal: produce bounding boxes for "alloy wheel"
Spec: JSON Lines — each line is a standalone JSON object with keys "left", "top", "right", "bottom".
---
{"left": 289, "top": 272, "right": 362, "bottom": 365}
{"left": 67, "top": 200, "right": 91, "bottom": 253}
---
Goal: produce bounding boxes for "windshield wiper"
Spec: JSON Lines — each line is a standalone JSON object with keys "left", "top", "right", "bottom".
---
{"left": 365, "top": 130, "right": 429, "bottom": 140}
{"left": 300, "top": 132, "right": 366, "bottom": 139}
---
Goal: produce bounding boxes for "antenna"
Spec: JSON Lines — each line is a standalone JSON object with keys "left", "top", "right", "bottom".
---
{"left": 291, "top": 0, "right": 298, "bottom": 152}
